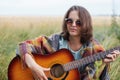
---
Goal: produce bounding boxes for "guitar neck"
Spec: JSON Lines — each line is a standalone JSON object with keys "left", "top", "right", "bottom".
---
{"left": 63, "top": 46, "right": 120, "bottom": 71}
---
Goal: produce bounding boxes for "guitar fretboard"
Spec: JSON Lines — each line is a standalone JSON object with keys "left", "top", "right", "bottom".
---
{"left": 63, "top": 46, "right": 120, "bottom": 71}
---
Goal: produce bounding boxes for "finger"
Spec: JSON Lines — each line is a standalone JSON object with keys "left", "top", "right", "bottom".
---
{"left": 104, "top": 57, "right": 115, "bottom": 62}
{"left": 32, "top": 70, "right": 45, "bottom": 80}
{"left": 112, "top": 50, "right": 120, "bottom": 55}
{"left": 42, "top": 75, "right": 48, "bottom": 80}
{"left": 37, "top": 71, "right": 48, "bottom": 80}
{"left": 106, "top": 54, "right": 115, "bottom": 61}
{"left": 112, "top": 53, "right": 117, "bottom": 58}
{"left": 32, "top": 71, "right": 39, "bottom": 80}
{"left": 41, "top": 72, "right": 48, "bottom": 80}
{"left": 43, "top": 67, "right": 50, "bottom": 71}
{"left": 106, "top": 54, "right": 113, "bottom": 58}
{"left": 115, "top": 50, "right": 120, "bottom": 55}
{"left": 111, "top": 50, "right": 120, "bottom": 58}
{"left": 40, "top": 78, "right": 43, "bottom": 80}
{"left": 104, "top": 58, "right": 113, "bottom": 62}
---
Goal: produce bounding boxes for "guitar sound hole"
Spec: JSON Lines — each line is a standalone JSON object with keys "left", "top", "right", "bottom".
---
{"left": 50, "top": 64, "right": 64, "bottom": 78}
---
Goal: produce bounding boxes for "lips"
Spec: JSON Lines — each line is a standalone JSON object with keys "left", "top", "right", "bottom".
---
{"left": 70, "top": 28, "right": 77, "bottom": 32}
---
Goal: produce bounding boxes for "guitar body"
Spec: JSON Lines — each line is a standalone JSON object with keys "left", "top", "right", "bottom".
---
{"left": 8, "top": 49, "right": 80, "bottom": 80}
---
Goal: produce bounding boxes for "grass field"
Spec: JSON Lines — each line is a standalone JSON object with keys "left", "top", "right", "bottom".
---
{"left": 0, "top": 16, "right": 120, "bottom": 80}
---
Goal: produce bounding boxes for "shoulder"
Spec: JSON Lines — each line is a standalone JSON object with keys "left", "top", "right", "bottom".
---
{"left": 48, "top": 33, "right": 63, "bottom": 42}
{"left": 49, "top": 33, "right": 61, "bottom": 39}
{"left": 91, "top": 39, "right": 105, "bottom": 53}
{"left": 47, "top": 33, "right": 61, "bottom": 50}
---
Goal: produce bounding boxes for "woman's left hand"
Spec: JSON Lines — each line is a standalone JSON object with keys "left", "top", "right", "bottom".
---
{"left": 103, "top": 50, "right": 120, "bottom": 63}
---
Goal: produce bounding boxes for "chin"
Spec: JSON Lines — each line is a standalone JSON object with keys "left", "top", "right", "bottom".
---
{"left": 69, "top": 32, "right": 79, "bottom": 36}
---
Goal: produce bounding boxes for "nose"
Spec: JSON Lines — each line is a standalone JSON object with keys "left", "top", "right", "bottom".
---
{"left": 72, "top": 21, "right": 76, "bottom": 27}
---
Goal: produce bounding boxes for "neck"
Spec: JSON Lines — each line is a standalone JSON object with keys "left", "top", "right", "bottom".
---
{"left": 69, "top": 36, "right": 81, "bottom": 45}
{"left": 68, "top": 36, "right": 82, "bottom": 51}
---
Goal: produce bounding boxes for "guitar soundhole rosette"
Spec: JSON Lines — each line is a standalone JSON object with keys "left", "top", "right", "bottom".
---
{"left": 50, "top": 64, "right": 64, "bottom": 78}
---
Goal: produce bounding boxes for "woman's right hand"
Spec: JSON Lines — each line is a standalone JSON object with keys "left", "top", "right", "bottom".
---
{"left": 31, "top": 63, "right": 50, "bottom": 80}
{"left": 25, "top": 53, "right": 50, "bottom": 80}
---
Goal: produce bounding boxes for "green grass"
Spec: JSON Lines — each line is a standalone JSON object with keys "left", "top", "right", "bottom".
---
{"left": 0, "top": 16, "right": 62, "bottom": 80}
{"left": 0, "top": 16, "right": 120, "bottom": 80}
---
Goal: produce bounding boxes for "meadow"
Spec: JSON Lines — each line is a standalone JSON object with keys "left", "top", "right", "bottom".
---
{"left": 0, "top": 16, "right": 120, "bottom": 80}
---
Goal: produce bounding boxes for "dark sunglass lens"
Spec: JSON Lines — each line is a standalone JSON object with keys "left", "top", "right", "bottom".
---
{"left": 76, "top": 20, "right": 82, "bottom": 26}
{"left": 66, "top": 18, "right": 73, "bottom": 24}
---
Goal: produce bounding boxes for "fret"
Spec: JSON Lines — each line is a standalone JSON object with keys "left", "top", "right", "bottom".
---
{"left": 115, "top": 47, "right": 118, "bottom": 50}
{"left": 71, "top": 62, "right": 75, "bottom": 70}
{"left": 87, "top": 56, "right": 91, "bottom": 63}
{"left": 75, "top": 61, "right": 80, "bottom": 69}
{"left": 80, "top": 59, "right": 85, "bottom": 66}
{"left": 115, "top": 47, "right": 120, "bottom": 51}
{"left": 107, "top": 49, "right": 112, "bottom": 55}
{"left": 73, "top": 61, "right": 78, "bottom": 68}
{"left": 104, "top": 50, "right": 109, "bottom": 55}
{"left": 63, "top": 63, "right": 70, "bottom": 71}
{"left": 93, "top": 54, "right": 97, "bottom": 61}
{"left": 81, "top": 58, "right": 85, "bottom": 65}
{"left": 81, "top": 57, "right": 89, "bottom": 66}
{"left": 67, "top": 64, "right": 71, "bottom": 71}
{"left": 86, "top": 55, "right": 94, "bottom": 64}
{"left": 86, "top": 57, "right": 90, "bottom": 64}
{"left": 87, "top": 56, "right": 92, "bottom": 63}
{"left": 110, "top": 48, "right": 114, "bottom": 53}
{"left": 89, "top": 56, "right": 93, "bottom": 63}
{"left": 117, "top": 47, "right": 119, "bottom": 50}
{"left": 89, "top": 55, "right": 95, "bottom": 62}
{"left": 84, "top": 57, "right": 88, "bottom": 64}
{"left": 99, "top": 52, "right": 105, "bottom": 59}
{"left": 96, "top": 53, "right": 101, "bottom": 61}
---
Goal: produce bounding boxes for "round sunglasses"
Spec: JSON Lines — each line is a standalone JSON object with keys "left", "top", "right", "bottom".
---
{"left": 65, "top": 18, "right": 82, "bottom": 26}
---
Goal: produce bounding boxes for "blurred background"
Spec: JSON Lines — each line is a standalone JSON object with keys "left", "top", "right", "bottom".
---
{"left": 0, "top": 0, "right": 120, "bottom": 80}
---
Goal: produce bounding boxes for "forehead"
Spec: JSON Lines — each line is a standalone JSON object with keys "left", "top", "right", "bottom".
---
{"left": 68, "top": 10, "right": 79, "bottom": 19}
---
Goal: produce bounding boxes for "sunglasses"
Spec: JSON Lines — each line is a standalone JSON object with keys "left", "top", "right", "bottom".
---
{"left": 65, "top": 18, "right": 82, "bottom": 26}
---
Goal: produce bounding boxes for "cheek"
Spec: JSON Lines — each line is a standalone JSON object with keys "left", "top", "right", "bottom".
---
{"left": 78, "top": 28, "right": 81, "bottom": 33}
{"left": 66, "top": 24, "right": 70, "bottom": 27}
{"left": 66, "top": 25, "right": 70, "bottom": 30}
{"left": 77, "top": 28, "right": 81, "bottom": 32}
{"left": 76, "top": 28, "right": 81, "bottom": 35}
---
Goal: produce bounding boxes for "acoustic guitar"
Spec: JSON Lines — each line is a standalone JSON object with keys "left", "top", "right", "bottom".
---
{"left": 8, "top": 47, "right": 120, "bottom": 80}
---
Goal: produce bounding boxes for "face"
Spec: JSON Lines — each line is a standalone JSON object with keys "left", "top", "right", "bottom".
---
{"left": 66, "top": 10, "right": 81, "bottom": 37}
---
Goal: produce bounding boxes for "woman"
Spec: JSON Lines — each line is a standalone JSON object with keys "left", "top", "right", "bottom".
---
{"left": 17, "top": 5, "right": 120, "bottom": 80}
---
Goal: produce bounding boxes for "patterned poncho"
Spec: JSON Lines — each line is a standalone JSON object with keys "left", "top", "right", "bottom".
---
{"left": 17, "top": 34, "right": 109, "bottom": 80}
